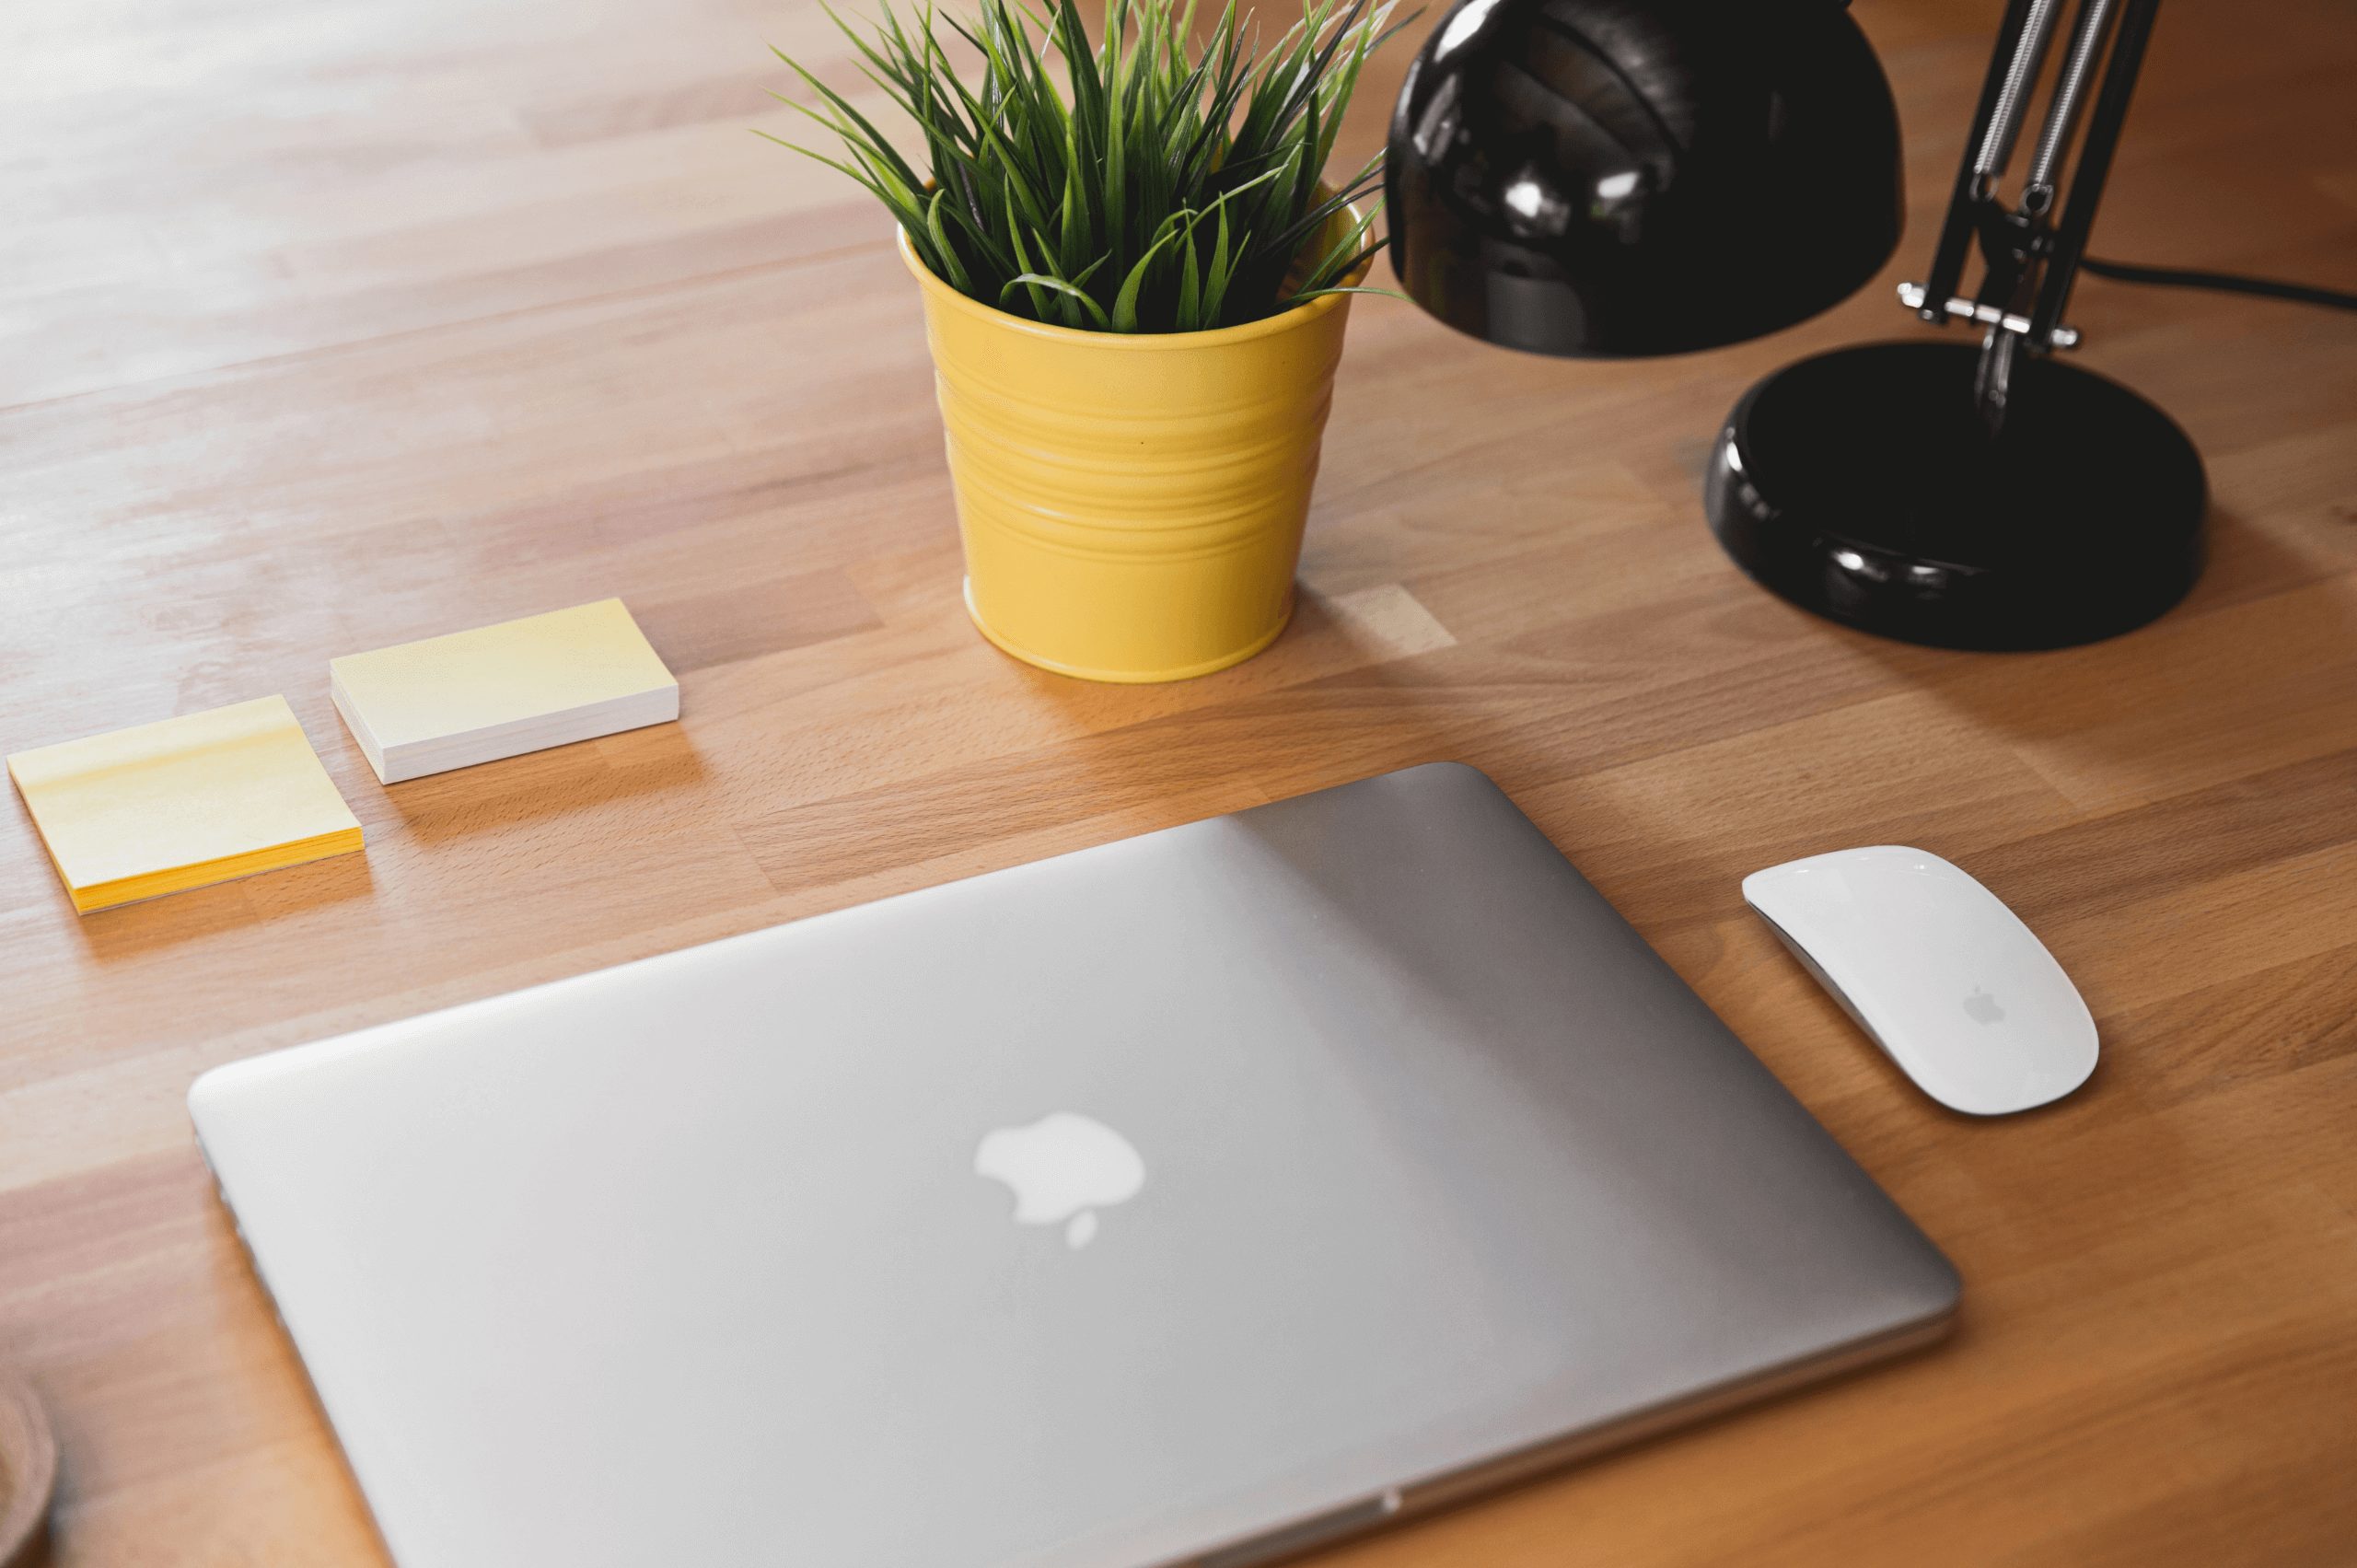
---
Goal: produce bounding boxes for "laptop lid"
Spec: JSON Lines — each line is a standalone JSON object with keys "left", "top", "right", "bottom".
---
{"left": 189, "top": 762, "right": 1957, "bottom": 1568}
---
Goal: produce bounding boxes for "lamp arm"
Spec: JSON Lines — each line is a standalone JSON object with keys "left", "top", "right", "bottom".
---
{"left": 1974, "top": 0, "right": 2068, "bottom": 192}
{"left": 2023, "top": 0, "right": 2119, "bottom": 208}
{"left": 2026, "top": 0, "right": 2165, "bottom": 344}
{"left": 1901, "top": 0, "right": 2168, "bottom": 433}
{"left": 1917, "top": 0, "right": 2044, "bottom": 323}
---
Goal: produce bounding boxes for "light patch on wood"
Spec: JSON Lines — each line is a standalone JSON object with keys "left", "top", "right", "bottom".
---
{"left": 1311, "top": 581, "right": 1457, "bottom": 661}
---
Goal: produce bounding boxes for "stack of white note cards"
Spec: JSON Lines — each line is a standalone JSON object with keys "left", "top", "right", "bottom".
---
{"left": 329, "top": 598, "right": 679, "bottom": 784}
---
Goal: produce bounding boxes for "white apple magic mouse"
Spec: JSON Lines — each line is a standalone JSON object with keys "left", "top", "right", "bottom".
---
{"left": 1741, "top": 845, "right": 2097, "bottom": 1116}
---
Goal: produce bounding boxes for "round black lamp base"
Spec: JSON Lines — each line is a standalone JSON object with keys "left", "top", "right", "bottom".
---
{"left": 1706, "top": 342, "right": 2206, "bottom": 651}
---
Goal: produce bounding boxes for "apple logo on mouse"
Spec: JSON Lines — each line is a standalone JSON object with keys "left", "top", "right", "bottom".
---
{"left": 1963, "top": 986, "right": 2006, "bottom": 1025}
{"left": 975, "top": 1112, "right": 1146, "bottom": 1249}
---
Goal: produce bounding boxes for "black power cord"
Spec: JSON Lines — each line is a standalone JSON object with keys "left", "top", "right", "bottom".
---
{"left": 2079, "top": 254, "right": 2357, "bottom": 312}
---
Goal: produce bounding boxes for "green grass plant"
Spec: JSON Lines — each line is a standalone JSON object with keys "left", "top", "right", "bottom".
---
{"left": 763, "top": 0, "right": 1404, "bottom": 332}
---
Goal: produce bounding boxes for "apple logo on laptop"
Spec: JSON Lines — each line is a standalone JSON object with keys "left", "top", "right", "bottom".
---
{"left": 1963, "top": 986, "right": 2006, "bottom": 1025}
{"left": 974, "top": 1112, "right": 1145, "bottom": 1249}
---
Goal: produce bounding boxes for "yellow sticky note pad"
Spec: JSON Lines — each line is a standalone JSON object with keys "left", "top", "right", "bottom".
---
{"left": 329, "top": 598, "right": 679, "bottom": 784}
{"left": 8, "top": 695, "right": 364, "bottom": 913}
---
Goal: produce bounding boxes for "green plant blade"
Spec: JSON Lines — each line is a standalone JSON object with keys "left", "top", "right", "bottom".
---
{"left": 762, "top": 0, "right": 1400, "bottom": 331}
{"left": 1000, "top": 271, "right": 1113, "bottom": 327}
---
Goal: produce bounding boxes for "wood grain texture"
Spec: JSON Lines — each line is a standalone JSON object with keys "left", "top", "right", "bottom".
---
{"left": 4, "top": 0, "right": 2355, "bottom": 1562}
{"left": 0, "top": 1376, "right": 58, "bottom": 1568}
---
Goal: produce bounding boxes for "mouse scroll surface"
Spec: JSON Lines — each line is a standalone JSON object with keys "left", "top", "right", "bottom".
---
{"left": 1743, "top": 847, "right": 2098, "bottom": 1116}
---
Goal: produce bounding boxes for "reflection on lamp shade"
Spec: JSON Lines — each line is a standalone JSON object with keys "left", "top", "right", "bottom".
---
{"left": 1387, "top": 0, "right": 1906, "bottom": 357}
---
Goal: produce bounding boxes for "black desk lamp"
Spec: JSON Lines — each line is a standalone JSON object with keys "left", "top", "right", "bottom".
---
{"left": 1387, "top": 0, "right": 2205, "bottom": 650}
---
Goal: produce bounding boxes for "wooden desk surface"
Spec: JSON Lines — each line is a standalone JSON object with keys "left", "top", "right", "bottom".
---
{"left": 5, "top": 0, "right": 2354, "bottom": 1562}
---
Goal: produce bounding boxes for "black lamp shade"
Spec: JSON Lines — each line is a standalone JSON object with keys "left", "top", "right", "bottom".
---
{"left": 1387, "top": 0, "right": 1905, "bottom": 357}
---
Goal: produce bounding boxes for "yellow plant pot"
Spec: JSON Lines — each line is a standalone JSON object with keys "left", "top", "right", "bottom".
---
{"left": 900, "top": 220, "right": 1363, "bottom": 682}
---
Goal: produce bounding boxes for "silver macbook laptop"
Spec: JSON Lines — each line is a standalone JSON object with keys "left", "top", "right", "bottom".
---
{"left": 189, "top": 762, "right": 1957, "bottom": 1568}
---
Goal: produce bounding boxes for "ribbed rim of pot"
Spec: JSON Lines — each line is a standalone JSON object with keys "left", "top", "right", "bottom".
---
{"left": 894, "top": 200, "right": 1370, "bottom": 351}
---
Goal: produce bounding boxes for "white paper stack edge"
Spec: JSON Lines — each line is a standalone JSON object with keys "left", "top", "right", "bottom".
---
{"left": 328, "top": 599, "right": 680, "bottom": 784}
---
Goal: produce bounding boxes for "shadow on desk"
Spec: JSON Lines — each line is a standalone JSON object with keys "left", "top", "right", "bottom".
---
{"left": 65, "top": 853, "right": 379, "bottom": 966}
{"left": 1864, "top": 505, "right": 2356, "bottom": 764}
{"left": 376, "top": 722, "right": 712, "bottom": 847}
